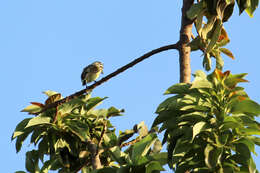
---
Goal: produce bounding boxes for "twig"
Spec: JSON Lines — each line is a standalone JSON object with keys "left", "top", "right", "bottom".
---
{"left": 34, "top": 43, "right": 179, "bottom": 115}
{"left": 96, "top": 122, "right": 107, "bottom": 156}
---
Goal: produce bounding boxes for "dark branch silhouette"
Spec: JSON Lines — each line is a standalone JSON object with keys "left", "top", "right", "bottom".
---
{"left": 34, "top": 43, "right": 179, "bottom": 115}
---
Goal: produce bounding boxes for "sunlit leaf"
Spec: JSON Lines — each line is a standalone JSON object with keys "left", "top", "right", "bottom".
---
{"left": 192, "top": 121, "right": 207, "bottom": 140}
{"left": 43, "top": 90, "right": 60, "bottom": 97}
{"left": 245, "top": 0, "right": 259, "bottom": 17}
{"left": 206, "top": 19, "right": 222, "bottom": 53}
{"left": 219, "top": 47, "right": 235, "bottom": 59}
{"left": 21, "top": 104, "right": 42, "bottom": 114}
{"left": 25, "top": 116, "right": 51, "bottom": 128}
{"left": 164, "top": 83, "right": 191, "bottom": 95}
{"left": 187, "top": 1, "right": 204, "bottom": 20}
{"left": 145, "top": 161, "right": 165, "bottom": 173}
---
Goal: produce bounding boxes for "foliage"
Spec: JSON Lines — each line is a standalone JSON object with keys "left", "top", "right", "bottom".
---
{"left": 13, "top": 92, "right": 167, "bottom": 173}
{"left": 12, "top": 0, "right": 260, "bottom": 172}
{"left": 187, "top": 0, "right": 258, "bottom": 71}
{"left": 153, "top": 69, "right": 260, "bottom": 172}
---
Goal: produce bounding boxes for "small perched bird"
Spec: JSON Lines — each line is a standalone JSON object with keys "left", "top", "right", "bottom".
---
{"left": 81, "top": 61, "right": 104, "bottom": 88}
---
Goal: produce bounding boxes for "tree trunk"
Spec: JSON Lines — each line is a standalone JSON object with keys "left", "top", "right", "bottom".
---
{"left": 179, "top": 0, "right": 194, "bottom": 83}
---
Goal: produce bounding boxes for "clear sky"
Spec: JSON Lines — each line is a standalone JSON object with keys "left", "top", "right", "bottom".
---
{"left": 1, "top": 1, "right": 259, "bottom": 172}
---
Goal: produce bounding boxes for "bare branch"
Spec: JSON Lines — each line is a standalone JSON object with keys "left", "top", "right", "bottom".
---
{"left": 34, "top": 43, "right": 179, "bottom": 115}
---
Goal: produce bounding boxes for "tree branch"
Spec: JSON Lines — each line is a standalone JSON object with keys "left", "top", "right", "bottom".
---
{"left": 34, "top": 43, "right": 179, "bottom": 115}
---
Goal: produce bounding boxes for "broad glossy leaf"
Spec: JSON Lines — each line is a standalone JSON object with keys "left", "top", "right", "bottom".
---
{"left": 43, "top": 90, "right": 60, "bottom": 97}
{"left": 25, "top": 116, "right": 51, "bottom": 128}
{"left": 204, "top": 144, "right": 222, "bottom": 169}
{"left": 201, "top": 16, "right": 216, "bottom": 40}
{"left": 149, "top": 152, "right": 168, "bottom": 165}
{"left": 152, "top": 110, "right": 176, "bottom": 127}
{"left": 164, "top": 83, "right": 191, "bottom": 95}
{"left": 26, "top": 150, "right": 40, "bottom": 173}
{"left": 12, "top": 118, "right": 31, "bottom": 139}
{"left": 186, "top": 1, "right": 204, "bottom": 20}
{"left": 206, "top": 19, "right": 222, "bottom": 53}
{"left": 191, "top": 77, "right": 212, "bottom": 89}
{"left": 66, "top": 120, "right": 89, "bottom": 141}
{"left": 219, "top": 48, "right": 235, "bottom": 59}
{"left": 145, "top": 161, "right": 165, "bottom": 173}
{"left": 131, "top": 133, "right": 157, "bottom": 163}
{"left": 223, "top": 1, "right": 235, "bottom": 22}
{"left": 85, "top": 97, "right": 108, "bottom": 111}
{"left": 15, "top": 128, "right": 34, "bottom": 153}
{"left": 192, "top": 121, "right": 207, "bottom": 140}
{"left": 234, "top": 143, "right": 251, "bottom": 160}
{"left": 58, "top": 98, "right": 85, "bottom": 115}
{"left": 231, "top": 99, "right": 260, "bottom": 115}
{"left": 245, "top": 0, "right": 259, "bottom": 17}
{"left": 236, "top": 0, "right": 251, "bottom": 14}
{"left": 107, "top": 106, "right": 123, "bottom": 118}
{"left": 235, "top": 137, "right": 256, "bottom": 155}
{"left": 21, "top": 104, "right": 42, "bottom": 114}
{"left": 155, "top": 95, "right": 183, "bottom": 113}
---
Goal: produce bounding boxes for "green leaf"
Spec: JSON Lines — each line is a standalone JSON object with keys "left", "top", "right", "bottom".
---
{"left": 15, "top": 128, "right": 34, "bottom": 153}
{"left": 25, "top": 116, "right": 51, "bottom": 128}
{"left": 219, "top": 47, "right": 235, "bottom": 59}
{"left": 201, "top": 16, "right": 216, "bottom": 40}
{"left": 235, "top": 137, "right": 256, "bottom": 155}
{"left": 153, "top": 110, "right": 178, "bottom": 127}
{"left": 206, "top": 19, "right": 222, "bottom": 53}
{"left": 131, "top": 133, "right": 157, "bottom": 164}
{"left": 245, "top": 0, "right": 259, "bottom": 17}
{"left": 191, "top": 78, "right": 212, "bottom": 89}
{"left": 43, "top": 90, "right": 60, "bottom": 97}
{"left": 12, "top": 118, "right": 31, "bottom": 139}
{"left": 215, "top": 52, "right": 224, "bottom": 70}
{"left": 204, "top": 144, "right": 222, "bottom": 169}
{"left": 186, "top": 1, "right": 204, "bottom": 20}
{"left": 21, "top": 104, "right": 42, "bottom": 114}
{"left": 192, "top": 121, "right": 207, "bottom": 140}
{"left": 58, "top": 98, "right": 85, "bottom": 115}
{"left": 234, "top": 143, "right": 251, "bottom": 160}
{"left": 223, "top": 2, "right": 235, "bottom": 22}
{"left": 155, "top": 95, "right": 183, "bottom": 113}
{"left": 107, "top": 106, "right": 123, "bottom": 117}
{"left": 145, "top": 161, "right": 165, "bottom": 173}
{"left": 26, "top": 150, "right": 40, "bottom": 173}
{"left": 237, "top": 0, "right": 252, "bottom": 14}
{"left": 231, "top": 99, "right": 260, "bottom": 115}
{"left": 86, "top": 97, "right": 108, "bottom": 111}
{"left": 164, "top": 83, "right": 191, "bottom": 95}
{"left": 66, "top": 120, "right": 89, "bottom": 141}
{"left": 203, "top": 53, "right": 212, "bottom": 71}
{"left": 88, "top": 109, "right": 108, "bottom": 118}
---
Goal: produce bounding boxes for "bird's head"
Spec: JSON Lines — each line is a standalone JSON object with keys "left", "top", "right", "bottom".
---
{"left": 92, "top": 61, "right": 104, "bottom": 73}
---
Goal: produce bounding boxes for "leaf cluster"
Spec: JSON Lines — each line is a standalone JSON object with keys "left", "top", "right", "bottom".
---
{"left": 12, "top": 92, "right": 167, "bottom": 173}
{"left": 187, "top": 0, "right": 258, "bottom": 71}
{"left": 153, "top": 69, "right": 260, "bottom": 172}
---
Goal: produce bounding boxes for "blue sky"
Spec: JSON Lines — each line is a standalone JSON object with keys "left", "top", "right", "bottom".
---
{"left": 1, "top": 1, "right": 259, "bottom": 172}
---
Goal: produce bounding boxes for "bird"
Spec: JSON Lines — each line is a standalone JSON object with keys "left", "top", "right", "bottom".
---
{"left": 81, "top": 61, "right": 104, "bottom": 88}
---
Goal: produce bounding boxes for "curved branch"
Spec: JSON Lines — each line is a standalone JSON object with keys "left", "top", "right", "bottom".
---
{"left": 35, "top": 43, "right": 179, "bottom": 115}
